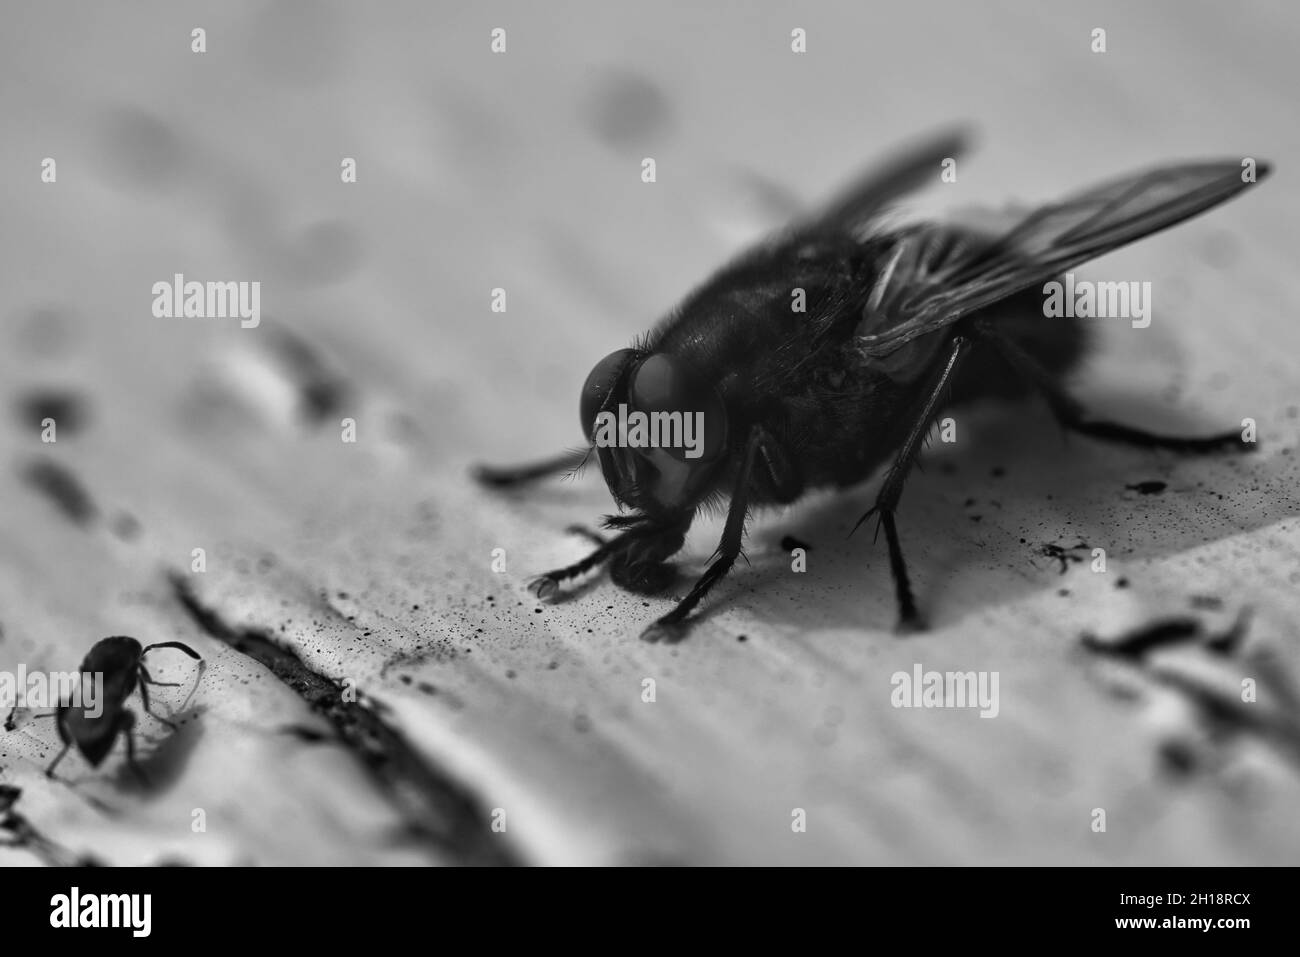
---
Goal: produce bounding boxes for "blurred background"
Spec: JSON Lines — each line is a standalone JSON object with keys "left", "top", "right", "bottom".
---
{"left": 1, "top": 1, "right": 1298, "bottom": 865}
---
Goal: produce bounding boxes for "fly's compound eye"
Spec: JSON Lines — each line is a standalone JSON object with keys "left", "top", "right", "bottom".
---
{"left": 628, "top": 354, "right": 728, "bottom": 463}
{"left": 580, "top": 348, "right": 641, "bottom": 441}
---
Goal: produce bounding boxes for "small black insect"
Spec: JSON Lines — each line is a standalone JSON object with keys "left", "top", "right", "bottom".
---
{"left": 476, "top": 131, "right": 1270, "bottom": 640}
{"left": 43, "top": 636, "right": 203, "bottom": 780}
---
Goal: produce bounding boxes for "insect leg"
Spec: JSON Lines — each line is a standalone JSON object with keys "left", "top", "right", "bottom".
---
{"left": 528, "top": 524, "right": 666, "bottom": 599}
{"left": 564, "top": 524, "right": 608, "bottom": 548}
{"left": 137, "top": 672, "right": 178, "bottom": 730}
{"left": 120, "top": 712, "right": 149, "bottom": 786}
{"left": 140, "top": 663, "right": 182, "bottom": 688}
{"left": 853, "top": 335, "right": 973, "bottom": 632}
{"left": 45, "top": 742, "right": 71, "bottom": 779}
{"left": 640, "top": 429, "right": 761, "bottom": 643}
{"left": 472, "top": 448, "right": 592, "bottom": 488}
{"left": 7, "top": 708, "right": 56, "bottom": 734}
{"left": 974, "top": 320, "right": 1250, "bottom": 452}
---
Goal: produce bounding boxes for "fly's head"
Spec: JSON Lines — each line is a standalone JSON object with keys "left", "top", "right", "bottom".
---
{"left": 580, "top": 348, "right": 730, "bottom": 520}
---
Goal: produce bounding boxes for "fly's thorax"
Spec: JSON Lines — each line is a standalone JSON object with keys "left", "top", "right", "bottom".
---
{"left": 870, "top": 331, "right": 950, "bottom": 384}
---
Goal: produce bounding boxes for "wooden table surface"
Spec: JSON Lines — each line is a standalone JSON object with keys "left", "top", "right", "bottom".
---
{"left": 1, "top": 0, "right": 1298, "bottom": 865}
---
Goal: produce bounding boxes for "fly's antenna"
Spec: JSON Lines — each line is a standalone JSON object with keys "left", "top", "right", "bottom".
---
{"left": 142, "top": 641, "right": 203, "bottom": 660}
{"left": 143, "top": 642, "right": 205, "bottom": 710}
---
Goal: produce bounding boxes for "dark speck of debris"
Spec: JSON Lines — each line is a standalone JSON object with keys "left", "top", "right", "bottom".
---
{"left": 281, "top": 724, "right": 330, "bottom": 743}
{"left": 22, "top": 459, "right": 97, "bottom": 525}
{"left": 991, "top": 467, "right": 1006, "bottom": 478}
{"left": 780, "top": 535, "right": 811, "bottom": 551}
{"left": 963, "top": 498, "right": 976, "bottom": 507}
{"left": 1116, "top": 577, "right": 1130, "bottom": 589}
{"left": 1127, "top": 480, "right": 1167, "bottom": 496}
{"left": 534, "top": 607, "right": 543, "bottom": 614}
{"left": 1081, "top": 617, "right": 1201, "bottom": 660}
{"left": 271, "top": 331, "right": 350, "bottom": 425}
{"left": 0, "top": 784, "right": 21, "bottom": 813}
{"left": 399, "top": 675, "right": 412, "bottom": 685}
{"left": 1190, "top": 595, "right": 1223, "bottom": 611}
{"left": 548, "top": 661, "right": 559, "bottom": 670}
{"left": 416, "top": 682, "right": 437, "bottom": 695}
{"left": 1159, "top": 740, "right": 1197, "bottom": 775}
{"left": 506, "top": 669, "right": 516, "bottom": 679}
{"left": 1057, "top": 589, "right": 1070, "bottom": 597}
{"left": 737, "top": 635, "right": 748, "bottom": 642}
{"left": 110, "top": 512, "right": 141, "bottom": 541}
{"left": 969, "top": 515, "right": 982, "bottom": 523}
{"left": 1203, "top": 609, "right": 1251, "bottom": 655}
{"left": 1038, "top": 541, "right": 1090, "bottom": 575}
{"left": 585, "top": 67, "right": 672, "bottom": 150}
{"left": 17, "top": 389, "right": 87, "bottom": 435}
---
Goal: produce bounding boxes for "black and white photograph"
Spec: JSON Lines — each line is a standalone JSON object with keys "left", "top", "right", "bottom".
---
{"left": 0, "top": 0, "right": 1296, "bottom": 911}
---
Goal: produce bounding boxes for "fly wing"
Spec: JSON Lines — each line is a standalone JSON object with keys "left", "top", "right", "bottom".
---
{"left": 791, "top": 127, "right": 971, "bottom": 239}
{"left": 712, "top": 128, "right": 971, "bottom": 278}
{"left": 666, "top": 130, "right": 971, "bottom": 341}
{"left": 857, "top": 161, "right": 1271, "bottom": 357}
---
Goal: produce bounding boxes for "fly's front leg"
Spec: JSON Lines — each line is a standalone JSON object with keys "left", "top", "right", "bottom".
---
{"left": 640, "top": 429, "right": 763, "bottom": 643}
{"left": 853, "top": 335, "right": 972, "bottom": 633}
{"left": 609, "top": 523, "right": 689, "bottom": 594}
{"left": 974, "top": 319, "right": 1252, "bottom": 453}
{"left": 528, "top": 521, "right": 686, "bottom": 600}
{"left": 472, "top": 448, "right": 592, "bottom": 488}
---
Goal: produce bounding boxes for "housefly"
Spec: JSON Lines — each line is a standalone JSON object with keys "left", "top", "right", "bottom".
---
{"left": 475, "top": 130, "right": 1270, "bottom": 641}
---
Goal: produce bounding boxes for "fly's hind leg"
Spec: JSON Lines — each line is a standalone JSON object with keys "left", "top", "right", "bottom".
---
{"left": 974, "top": 319, "right": 1252, "bottom": 453}
{"left": 853, "top": 335, "right": 973, "bottom": 633}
